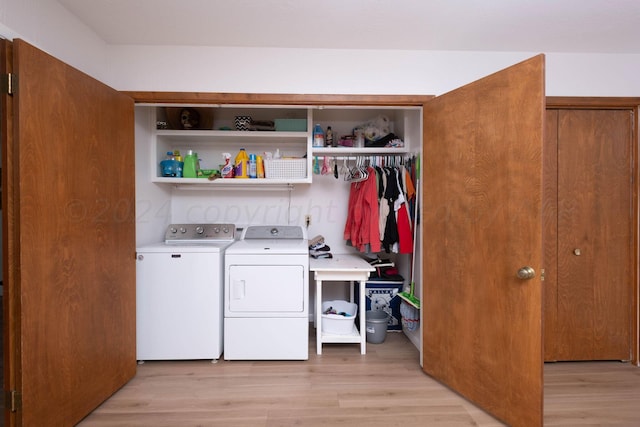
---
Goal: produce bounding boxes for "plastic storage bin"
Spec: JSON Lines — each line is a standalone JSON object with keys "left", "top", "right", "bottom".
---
{"left": 321, "top": 300, "right": 357, "bottom": 335}
{"left": 357, "top": 280, "right": 404, "bottom": 331}
{"left": 264, "top": 159, "right": 307, "bottom": 179}
{"left": 274, "top": 119, "right": 307, "bottom": 132}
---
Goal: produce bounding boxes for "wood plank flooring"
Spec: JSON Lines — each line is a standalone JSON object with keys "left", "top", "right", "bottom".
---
{"left": 77, "top": 331, "right": 640, "bottom": 427}
{"left": 544, "top": 361, "right": 640, "bottom": 426}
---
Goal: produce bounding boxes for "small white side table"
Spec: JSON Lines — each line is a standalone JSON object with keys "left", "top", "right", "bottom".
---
{"left": 309, "top": 254, "right": 375, "bottom": 355}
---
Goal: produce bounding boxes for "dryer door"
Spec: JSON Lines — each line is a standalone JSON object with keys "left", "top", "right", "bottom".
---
{"left": 227, "top": 264, "right": 306, "bottom": 314}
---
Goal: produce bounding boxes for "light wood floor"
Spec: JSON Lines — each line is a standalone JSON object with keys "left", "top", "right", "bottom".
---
{"left": 78, "top": 331, "right": 640, "bottom": 427}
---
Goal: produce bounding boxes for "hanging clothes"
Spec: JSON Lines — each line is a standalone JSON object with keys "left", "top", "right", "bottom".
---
{"left": 377, "top": 166, "right": 389, "bottom": 242}
{"left": 343, "top": 166, "right": 381, "bottom": 253}
{"left": 395, "top": 166, "right": 414, "bottom": 254}
{"left": 403, "top": 164, "right": 417, "bottom": 223}
{"left": 381, "top": 167, "right": 400, "bottom": 252}
{"left": 344, "top": 156, "right": 417, "bottom": 255}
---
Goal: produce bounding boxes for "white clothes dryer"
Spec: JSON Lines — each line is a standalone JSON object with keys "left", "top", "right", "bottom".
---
{"left": 136, "top": 223, "right": 236, "bottom": 362}
{"left": 224, "top": 225, "right": 309, "bottom": 360}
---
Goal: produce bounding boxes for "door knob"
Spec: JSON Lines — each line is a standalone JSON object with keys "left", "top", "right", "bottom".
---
{"left": 573, "top": 248, "right": 581, "bottom": 256}
{"left": 516, "top": 266, "right": 536, "bottom": 280}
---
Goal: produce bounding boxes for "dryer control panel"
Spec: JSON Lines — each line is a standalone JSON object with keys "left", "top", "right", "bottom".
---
{"left": 242, "top": 225, "right": 305, "bottom": 240}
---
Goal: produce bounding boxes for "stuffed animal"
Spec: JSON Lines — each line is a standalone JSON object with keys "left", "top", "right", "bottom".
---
{"left": 359, "top": 115, "right": 391, "bottom": 141}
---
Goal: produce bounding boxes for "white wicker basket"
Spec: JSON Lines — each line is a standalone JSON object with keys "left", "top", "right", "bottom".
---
{"left": 264, "top": 158, "right": 307, "bottom": 179}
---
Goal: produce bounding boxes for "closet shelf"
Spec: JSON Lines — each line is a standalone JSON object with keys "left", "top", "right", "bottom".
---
{"left": 157, "top": 129, "right": 308, "bottom": 143}
{"left": 145, "top": 103, "right": 420, "bottom": 189}
{"left": 153, "top": 177, "right": 310, "bottom": 186}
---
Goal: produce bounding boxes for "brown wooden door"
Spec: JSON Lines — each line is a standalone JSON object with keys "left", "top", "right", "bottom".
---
{"left": 543, "top": 110, "right": 560, "bottom": 361}
{"left": 422, "top": 55, "right": 545, "bottom": 427}
{"left": 546, "top": 108, "right": 633, "bottom": 361}
{"left": 1, "top": 39, "right": 136, "bottom": 426}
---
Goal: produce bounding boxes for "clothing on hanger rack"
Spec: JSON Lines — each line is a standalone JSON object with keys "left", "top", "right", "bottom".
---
{"left": 343, "top": 154, "right": 418, "bottom": 255}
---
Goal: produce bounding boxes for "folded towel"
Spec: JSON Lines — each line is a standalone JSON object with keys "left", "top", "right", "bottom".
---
{"left": 308, "top": 235, "right": 324, "bottom": 247}
{"left": 309, "top": 242, "right": 330, "bottom": 251}
{"left": 310, "top": 250, "right": 333, "bottom": 259}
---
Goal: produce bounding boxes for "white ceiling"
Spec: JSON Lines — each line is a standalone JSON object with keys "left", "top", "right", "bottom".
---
{"left": 57, "top": 0, "right": 640, "bottom": 54}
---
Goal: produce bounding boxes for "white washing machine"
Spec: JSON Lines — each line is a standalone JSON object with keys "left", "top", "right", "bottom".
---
{"left": 136, "top": 223, "right": 236, "bottom": 362}
{"left": 224, "top": 225, "right": 309, "bottom": 360}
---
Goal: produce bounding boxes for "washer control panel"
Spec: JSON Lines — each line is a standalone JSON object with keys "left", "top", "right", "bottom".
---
{"left": 164, "top": 223, "right": 236, "bottom": 243}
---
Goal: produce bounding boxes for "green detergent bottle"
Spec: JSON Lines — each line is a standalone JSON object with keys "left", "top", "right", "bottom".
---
{"left": 183, "top": 150, "right": 198, "bottom": 178}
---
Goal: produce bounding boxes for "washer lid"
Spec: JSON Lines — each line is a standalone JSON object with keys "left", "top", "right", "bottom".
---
{"left": 137, "top": 241, "right": 235, "bottom": 253}
{"left": 226, "top": 237, "right": 309, "bottom": 255}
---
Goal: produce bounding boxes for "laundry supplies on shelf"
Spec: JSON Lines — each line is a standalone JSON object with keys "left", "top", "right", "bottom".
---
{"left": 160, "top": 151, "right": 182, "bottom": 177}
{"left": 182, "top": 150, "right": 199, "bottom": 178}
{"left": 234, "top": 148, "right": 249, "bottom": 178}
{"left": 313, "top": 124, "right": 325, "bottom": 147}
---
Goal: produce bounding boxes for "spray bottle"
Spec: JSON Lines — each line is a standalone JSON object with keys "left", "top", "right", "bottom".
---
{"left": 221, "top": 153, "right": 234, "bottom": 178}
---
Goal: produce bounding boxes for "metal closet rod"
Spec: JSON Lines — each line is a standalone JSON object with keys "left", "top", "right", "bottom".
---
{"left": 311, "top": 154, "right": 412, "bottom": 162}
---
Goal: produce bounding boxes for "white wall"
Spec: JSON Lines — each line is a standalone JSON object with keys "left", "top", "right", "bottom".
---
{"left": 0, "top": 0, "right": 109, "bottom": 82}
{"left": 107, "top": 46, "right": 640, "bottom": 97}
{"left": 2, "top": 1, "right": 640, "bottom": 96}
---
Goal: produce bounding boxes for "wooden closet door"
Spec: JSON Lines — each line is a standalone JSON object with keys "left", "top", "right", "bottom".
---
{"left": 543, "top": 110, "right": 560, "bottom": 360}
{"left": 2, "top": 39, "right": 136, "bottom": 426}
{"left": 554, "top": 109, "right": 633, "bottom": 361}
{"left": 423, "top": 55, "right": 544, "bottom": 427}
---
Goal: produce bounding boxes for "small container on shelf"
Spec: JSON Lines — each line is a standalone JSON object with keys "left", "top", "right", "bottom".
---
{"left": 248, "top": 153, "right": 257, "bottom": 178}
{"left": 313, "top": 124, "right": 325, "bottom": 147}
{"left": 256, "top": 155, "right": 265, "bottom": 178}
{"left": 234, "top": 116, "right": 252, "bottom": 131}
{"left": 325, "top": 126, "right": 334, "bottom": 147}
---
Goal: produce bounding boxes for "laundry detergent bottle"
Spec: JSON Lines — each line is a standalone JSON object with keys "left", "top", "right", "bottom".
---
{"left": 183, "top": 150, "right": 198, "bottom": 178}
{"left": 234, "top": 148, "right": 249, "bottom": 178}
{"left": 160, "top": 151, "right": 176, "bottom": 176}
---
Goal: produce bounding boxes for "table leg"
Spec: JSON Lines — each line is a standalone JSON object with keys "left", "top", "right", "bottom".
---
{"left": 316, "top": 278, "right": 322, "bottom": 355}
{"left": 349, "top": 281, "right": 355, "bottom": 302}
{"left": 359, "top": 279, "right": 366, "bottom": 354}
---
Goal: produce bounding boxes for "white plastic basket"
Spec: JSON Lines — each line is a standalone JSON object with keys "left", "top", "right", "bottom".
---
{"left": 264, "top": 158, "right": 307, "bottom": 179}
{"left": 321, "top": 300, "right": 358, "bottom": 335}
